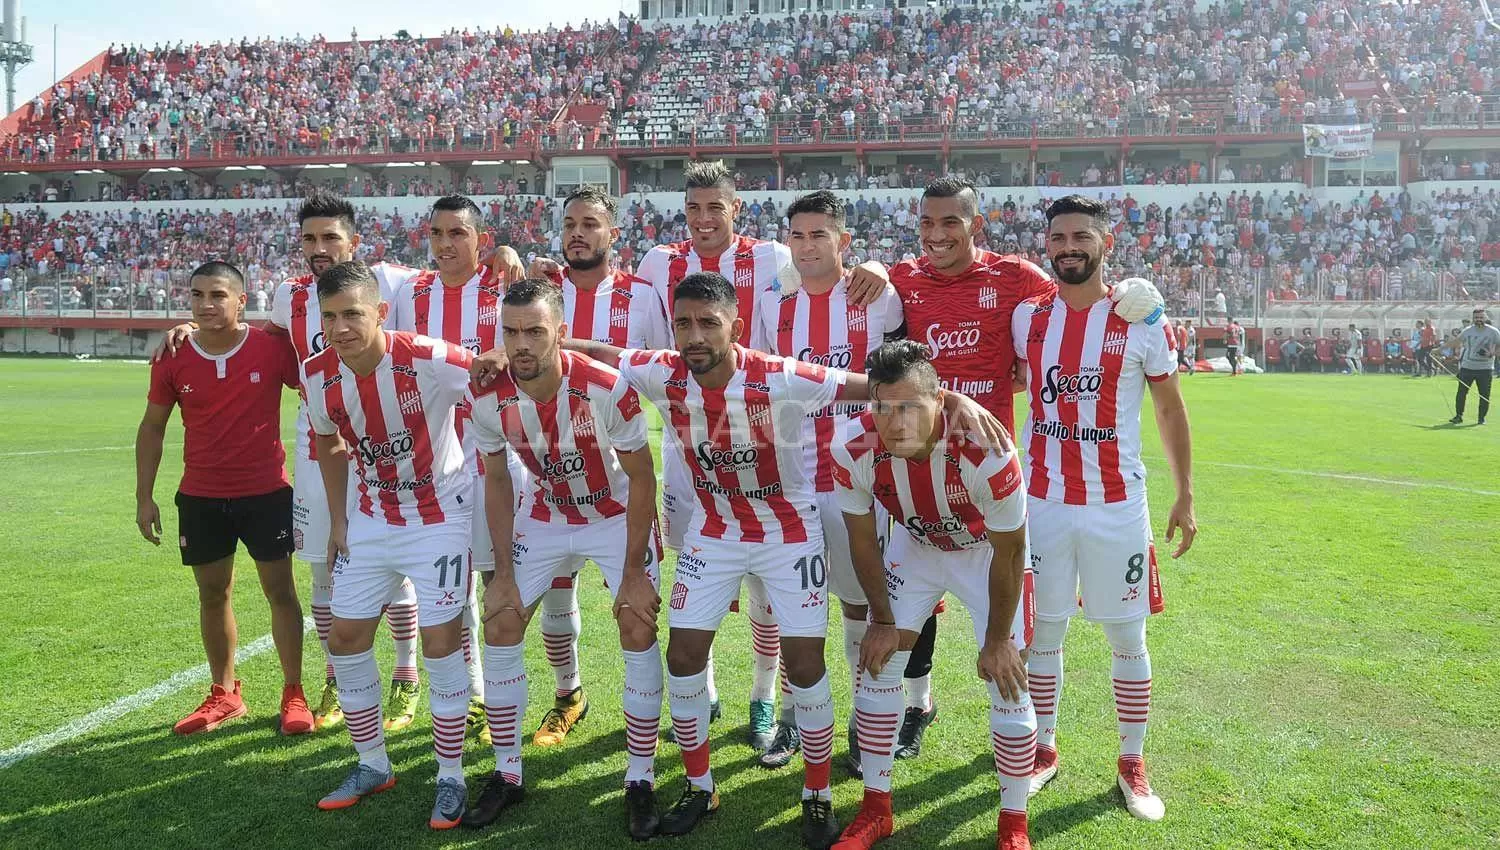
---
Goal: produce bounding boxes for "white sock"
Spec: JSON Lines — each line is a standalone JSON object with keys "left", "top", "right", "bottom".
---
{"left": 424, "top": 648, "right": 469, "bottom": 781}
{"left": 790, "top": 673, "right": 835, "bottom": 799}
{"left": 483, "top": 642, "right": 527, "bottom": 785}
{"left": 668, "top": 669, "right": 713, "bottom": 791}
{"left": 855, "top": 650, "right": 909, "bottom": 794}
{"left": 746, "top": 576, "right": 780, "bottom": 704}
{"left": 461, "top": 580, "right": 484, "bottom": 699}
{"left": 540, "top": 583, "right": 583, "bottom": 698}
{"left": 904, "top": 673, "right": 932, "bottom": 712}
{"left": 842, "top": 615, "right": 867, "bottom": 700}
{"left": 622, "top": 644, "right": 664, "bottom": 786}
{"left": 308, "top": 559, "right": 334, "bottom": 680}
{"left": 331, "top": 648, "right": 388, "bottom": 773}
{"left": 1103, "top": 618, "right": 1151, "bottom": 760}
{"left": 704, "top": 649, "right": 719, "bottom": 703}
{"left": 1029, "top": 618, "right": 1069, "bottom": 751}
{"left": 988, "top": 681, "right": 1036, "bottom": 817}
{"left": 388, "top": 579, "right": 419, "bottom": 685}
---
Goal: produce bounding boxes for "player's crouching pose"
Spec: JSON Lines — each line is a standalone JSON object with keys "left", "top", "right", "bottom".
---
{"left": 549, "top": 272, "right": 1007, "bottom": 850}
{"left": 301, "top": 261, "right": 477, "bottom": 830}
{"left": 460, "top": 279, "right": 666, "bottom": 840}
{"left": 830, "top": 341, "right": 1036, "bottom": 850}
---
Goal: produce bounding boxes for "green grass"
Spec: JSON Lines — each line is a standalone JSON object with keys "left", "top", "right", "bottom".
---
{"left": 0, "top": 359, "right": 1496, "bottom": 849}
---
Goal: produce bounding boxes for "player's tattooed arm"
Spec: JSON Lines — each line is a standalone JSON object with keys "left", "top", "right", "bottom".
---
{"left": 313, "top": 432, "right": 351, "bottom": 564}
{"left": 846, "top": 509, "right": 903, "bottom": 677}
{"left": 1148, "top": 373, "right": 1196, "bottom": 558}
{"left": 134, "top": 402, "right": 173, "bottom": 545}
{"left": 977, "top": 526, "right": 1028, "bottom": 702}
{"left": 613, "top": 447, "right": 661, "bottom": 632}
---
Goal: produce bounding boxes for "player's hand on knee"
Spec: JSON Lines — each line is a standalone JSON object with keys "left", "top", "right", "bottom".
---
{"left": 613, "top": 571, "right": 661, "bottom": 630}
{"left": 483, "top": 577, "right": 528, "bottom": 627}
{"left": 136, "top": 499, "right": 161, "bottom": 545}
{"left": 860, "top": 622, "right": 900, "bottom": 678}
{"left": 1166, "top": 495, "right": 1197, "bottom": 558}
{"left": 978, "top": 637, "right": 1027, "bottom": 703}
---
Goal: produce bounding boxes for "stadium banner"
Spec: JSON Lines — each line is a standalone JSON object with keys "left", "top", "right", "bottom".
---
{"left": 1302, "top": 124, "right": 1374, "bottom": 159}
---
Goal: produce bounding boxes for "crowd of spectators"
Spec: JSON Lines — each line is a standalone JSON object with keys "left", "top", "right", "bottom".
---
{"left": 2, "top": 181, "right": 1496, "bottom": 316}
{"left": 6, "top": 173, "right": 542, "bottom": 204}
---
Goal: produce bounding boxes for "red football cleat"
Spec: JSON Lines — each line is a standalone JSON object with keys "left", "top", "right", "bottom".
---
{"left": 280, "top": 683, "right": 314, "bottom": 735}
{"left": 1029, "top": 745, "right": 1059, "bottom": 796}
{"left": 832, "top": 790, "right": 893, "bottom": 850}
{"left": 996, "top": 810, "right": 1031, "bottom": 850}
{"left": 174, "top": 681, "right": 247, "bottom": 735}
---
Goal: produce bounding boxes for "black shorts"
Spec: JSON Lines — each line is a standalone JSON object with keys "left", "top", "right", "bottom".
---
{"left": 175, "top": 486, "right": 294, "bottom": 567}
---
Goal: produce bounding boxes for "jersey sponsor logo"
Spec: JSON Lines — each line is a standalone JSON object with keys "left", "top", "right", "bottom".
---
{"left": 461, "top": 337, "right": 483, "bottom": 355}
{"left": 1039, "top": 364, "right": 1103, "bottom": 404}
{"left": 1103, "top": 331, "right": 1129, "bottom": 356}
{"left": 978, "top": 287, "right": 998, "bottom": 309}
{"left": 1032, "top": 420, "right": 1118, "bottom": 443}
{"left": 924, "top": 323, "right": 982, "bottom": 359}
{"left": 939, "top": 377, "right": 996, "bottom": 397}
{"left": 903, "top": 512, "right": 968, "bottom": 539}
{"left": 797, "top": 344, "right": 853, "bottom": 370}
{"left": 542, "top": 485, "right": 612, "bottom": 507}
{"left": 391, "top": 364, "right": 419, "bottom": 378}
{"left": 695, "top": 440, "right": 759, "bottom": 472}
{"left": 358, "top": 430, "right": 414, "bottom": 466}
{"left": 398, "top": 389, "right": 423, "bottom": 416}
{"left": 542, "top": 450, "right": 588, "bottom": 480}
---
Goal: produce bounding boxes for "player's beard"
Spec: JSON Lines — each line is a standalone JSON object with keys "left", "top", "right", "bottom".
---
{"left": 683, "top": 344, "right": 727, "bottom": 375}
{"left": 566, "top": 246, "right": 609, "bottom": 271}
{"left": 1051, "top": 251, "right": 1101, "bottom": 286}
{"left": 307, "top": 254, "right": 338, "bottom": 276}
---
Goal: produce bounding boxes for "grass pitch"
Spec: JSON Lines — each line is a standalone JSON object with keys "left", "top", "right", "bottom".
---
{"left": 0, "top": 359, "right": 1495, "bottom": 849}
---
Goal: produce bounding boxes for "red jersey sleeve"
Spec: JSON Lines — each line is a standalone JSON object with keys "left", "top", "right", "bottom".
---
{"left": 1016, "top": 258, "right": 1056, "bottom": 301}
{"left": 147, "top": 353, "right": 177, "bottom": 407}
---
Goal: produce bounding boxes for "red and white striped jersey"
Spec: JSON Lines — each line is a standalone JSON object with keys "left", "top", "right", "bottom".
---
{"left": 618, "top": 345, "right": 844, "bottom": 544}
{"left": 466, "top": 350, "right": 648, "bottom": 525}
{"left": 635, "top": 235, "right": 793, "bottom": 348}
{"left": 889, "top": 250, "right": 1055, "bottom": 430}
{"left": 302, "top": 331, "right": 475, "bottom": 527}
{"left": 388, "top": 267, "right": 503, "bottom": 471}
{"left": 270, "top": 261, "right": 420, "bottom": 461}
{"left": 561, "top": 268, "right": 670, "bottom": 349}
{"left": 751, "top": 279, "right": 905, "bottom": 492}
{"left": 831, "top": 411, "right": 1026, "bottom": 552}
{"left": 1011, "top": 290, "right": 1177, "bottom": 505}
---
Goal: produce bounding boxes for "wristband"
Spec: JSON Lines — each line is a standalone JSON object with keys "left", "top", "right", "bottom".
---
{"left": 872, "top": 619, "right": 896, "bottom": 626}
{"left": 1142, "top": 305, "right": 1164, "bottom": 326}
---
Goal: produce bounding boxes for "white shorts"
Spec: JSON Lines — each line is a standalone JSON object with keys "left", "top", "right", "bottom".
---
{"left": 510, "top": 513, "right": 659, "bottom": 608}
{"left": 332, "top": 511, "right": 473, "bottom": 626}
{"left": 818, "top": 490, "right": 872, "bottom": 607}
{"left": 292, "top": 452, "right": 352, "bottom": 563}
{"left": 884, "top": 529, "right": 1032, "bottom": 650}
{"left": 1027, "top": 493, "right": 1163, "bottom": 623}
{"left": 669, "top": 529, "right": 828, "bottom": 638}
{"left": 661, "top": 454, "right": 692, "bottom": 551}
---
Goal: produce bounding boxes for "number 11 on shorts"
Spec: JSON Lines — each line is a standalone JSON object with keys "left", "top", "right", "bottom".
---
{"left": 434, "top": 552, "right": 466, "bottom": 588}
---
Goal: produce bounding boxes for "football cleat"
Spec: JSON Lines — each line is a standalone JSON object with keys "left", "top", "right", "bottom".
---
{"left": 463, "top": 772, "right": 524, "bottom": 829}
{"left": 658, "top": 781, "right": 719, "bottom": 836}
{"left": 625, "top": 780, "right": 659, "bottom": 841}
{"left": 1029, "top": 745, "right": 1058, "bottom": 796}
{"left": 468, "top": 697, "right": 492, "bottom": 746}
{"left": 997, "top": 810, "right": 1031, "bottom": 850}
{"left": 759, "top": 723, "right": 801, "bottom": 769}
{"left": 749, "top": 699, "right": 776, "bottom": 752}
{"left": 279, "top": 683, "right": 314, "bottom": 736}
{"left": 893, "top": 704, "right": 937, "bottom": 759}
{"left": 312, "top": 677, "right": 343, "bottom": 731}
{"left": 382, "top": 680, "right": 419, "bottom": 732}
{"left": 317, "top": 763, "right": 396, "bottom": 811}
{"left": 801, "top": 796, "right": 840, "bottom": 850}
{"left": 534, "top": 687, "right": 589, "bottom": 747}
{"left": 1118, "top": 756, "right": 1165, "bottom": 821}
{"left": 429, "top": 777, "right": 466, "bottom": 830}
{"left": 832, "top": 790, "right": 893, "bottom": 850}
{"left": 173, "top": 681, "right": 247, "bottom": 735}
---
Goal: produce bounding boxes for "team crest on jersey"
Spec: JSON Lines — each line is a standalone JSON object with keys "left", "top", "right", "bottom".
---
{"left": 670, "top": 581, "right": 690, "bottom": 610}
{"left": 978, "top": 287, "right": 998, "bottom": 310}
{"left": 734, "top": 264, "right": 755, "bottom": 290}
{"left": 747, "top": 402, "right": 772, "bottom": 429}
{"left": 1103, "top": 331, "right": 1129, "bottom": 356}
{"left": 479, "top": 305, "right": 498, "bottom": 325}
{"left": 398, "top": 390, "right": 422, "bottom": 416}
{"left": 610, "top": 307, "right": 630, "bottom": 328}
{"left": 250, "top": 372, "right": 261, "bottom": 383}
{"left": 573, "top": 412, "right": 596, "bottom": 439}
{"left": 848, "top": 307, "right": 867, "bottom": 332}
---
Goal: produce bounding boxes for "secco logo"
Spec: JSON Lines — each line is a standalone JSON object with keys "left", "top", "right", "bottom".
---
{"left": 543, "top": 451, "right": 587, "bottom": 480}
{"left": 797, "top": 345, "right": 853, "bottom": 370}
{"left": 924, "top": 324, "right": 981, "bottom": 358}
{"left": 358, "top": 431, "right": 414, "bottom": 466}
{"left": 904, "top": 513, "right": 968, "bottom": 539}
{"left": 1039, "top": 364, "right": 1103, "bottom": 404}
{"left": 695, "top": 441, "right": 759, "bottom": 472}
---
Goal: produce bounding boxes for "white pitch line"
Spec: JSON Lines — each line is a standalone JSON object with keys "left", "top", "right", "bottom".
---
{"left": 1146, "top": 457, "right": 1499, "bottom": 497}
{"left": 0, "top": 617, "right": 312, "bottom": 771}
{"left": 0, "top": 445, "right": 136, "bottom": 458}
